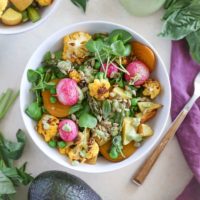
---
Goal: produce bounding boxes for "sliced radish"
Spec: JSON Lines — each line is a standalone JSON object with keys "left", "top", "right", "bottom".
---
{"left": 56, "top": 78, "right": 79, "bottom": 106}
{"left": 124, "top": 60, "right": 150, "bottom": 86}
{"left": 59, "top": 119, "right": 78, "bottom": 142}
{"left": 100, "top": 63, "right": 119, "bottom": 78}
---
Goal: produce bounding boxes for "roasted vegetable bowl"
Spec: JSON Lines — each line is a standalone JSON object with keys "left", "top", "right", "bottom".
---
{"left": 20, "top": 21, "right": 171, "bottom": 172}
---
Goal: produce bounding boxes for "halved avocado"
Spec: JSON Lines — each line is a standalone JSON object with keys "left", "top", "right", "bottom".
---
{"left": 28, "top": 171, "right": 102, "bottom": 200}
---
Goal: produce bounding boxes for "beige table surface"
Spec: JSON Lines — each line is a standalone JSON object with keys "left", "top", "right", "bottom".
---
{"left": 0, "top": 0, "right": 193, "bottom": 199}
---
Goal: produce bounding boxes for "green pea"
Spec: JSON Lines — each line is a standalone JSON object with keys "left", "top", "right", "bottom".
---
{"left": 50, "top": 88, "right": 56, "bottom": 95}
{"left": 95, "top": 72, "right": 105, "bottom": 79}
{"left": 131, "top": 98, "right": 138, "bottom": 106}
{"left": 58, "top": 141, "right": 66, "bottom": 148}
{"left": 48, "top": 140, "right": 56, "bottom": 148}
{"left": 50, "top": 96, "right": 57, "bottom": 103}
{"left": 109, "top": 146, "right": 119, "bottom": 159}
{"left": 94, "top": 61, "right": 101, "bottom": 69}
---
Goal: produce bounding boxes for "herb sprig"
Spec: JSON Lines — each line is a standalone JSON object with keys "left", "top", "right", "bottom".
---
{"left": 86, "top": 29, "right": 133, "bottom": 77}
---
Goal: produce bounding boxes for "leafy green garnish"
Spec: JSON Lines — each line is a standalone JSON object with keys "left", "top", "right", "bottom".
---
{"left": 86, "top": 39, "right": 104, "bottom": 53}
{"left": 160, "top": 0, "right": 200, "bottom": 63}
{"left": 70, "top": 0, "right": 88, "bottom": 12}
{"left": 78, "top": 113, "right": 97, "bottom": 128}
{"left": 86, "top": 29, "right": 132, "bottom": 75}
{"left": 25, "top": 102, "right": 42, "bottom": 121}
{"left": 0, "top": 131, "right": 33, "bottom": 199}
{"left": 186, "top": 29, "right": 200, "bottom": 63}
{"left": 108, "top": 29, "right": 132, "bottom": 44}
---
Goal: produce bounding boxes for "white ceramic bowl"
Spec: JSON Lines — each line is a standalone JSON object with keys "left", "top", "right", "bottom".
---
{"left": 0, "top": 0, "right": 60, "bottom": 35}
{"left": 20, "top": 21, "right": 171, "bottom": 173}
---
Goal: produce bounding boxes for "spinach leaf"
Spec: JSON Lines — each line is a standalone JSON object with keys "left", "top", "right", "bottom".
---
{"left": 186, "top": 29, "right": 200, "bottom": 63}
{"left": 71, "top": 0, "right": 88, "bottom": 12}
{"left": 102, "top": 100, "right": 111, "bottom": 119}
{"left": 25, "top": 102, "right": 42, "bottom": 121}
{"left": 0, "top": 171, "right": 15, "bottom": 195}
{"left": 78, "top": 113, "right": 97, "bottom": 128}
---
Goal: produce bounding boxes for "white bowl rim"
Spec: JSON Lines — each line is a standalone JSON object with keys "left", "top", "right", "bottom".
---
{"left": 20, "top": 20, "right": 171, "bottom": 173}
{"left": 0, "top": 0, "right": 61, "bottom": 35}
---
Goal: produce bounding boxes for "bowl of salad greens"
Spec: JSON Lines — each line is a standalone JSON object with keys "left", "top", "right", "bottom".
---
{"left": 20, "top": 21, "right": 171, "bottom": 173}
{"left": 0, "top": 0, "right": 60, "bottom": 35}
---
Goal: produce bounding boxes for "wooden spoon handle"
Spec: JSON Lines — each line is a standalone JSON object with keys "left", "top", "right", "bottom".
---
{"left": 132, "top": 108, "right": 189, "bottom": 185}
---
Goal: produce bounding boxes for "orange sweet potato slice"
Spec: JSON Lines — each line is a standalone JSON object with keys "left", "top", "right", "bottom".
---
{"left": 42, "top": 79, "right": 70, "bottom": 118}
{"left": 132, "top": 41, "right": 156, "bottom": 72}
{"left": 100, "top": 140, "right": 137, "bottom": 162}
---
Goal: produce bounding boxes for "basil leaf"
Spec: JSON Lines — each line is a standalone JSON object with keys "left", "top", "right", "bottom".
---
{"left": 78, "top": 113, "right": 97, "bottom": 128}
{"left": 16, "top": 163, "right": 33, "bottom": 185}
{"left": 0, "top": 171, "right": 15, "bottom": 195}
{"left": 71, "top": 0, "right": 88, "bottom": 12}
{"left": 160, "top": 0, "right": 200, "bottom": 40}
{"left": 108, "top": 29, "right": 132, "bottom": 44}
{"left": 0, "top": 130, "right": 26, "bottom": 163}
{"left": 102, "top": 100, "right": 111, "bottom": 119}
{"left": 186, "top": 29, "right": 200, "bottom": 63}
{"left": 164, "top": 0, "right": 177, "bottom": 9}
{"left": 27, "top": 69, "right": 40, "bottom": 83}
{"left": 86, "top": 39, "right": 104, "bottom": 53}
{"left": 163, "top": 0, "right": 191, "bottom": 20}
{"left": 25, "top": 102, "right": 42, "bottom": 121}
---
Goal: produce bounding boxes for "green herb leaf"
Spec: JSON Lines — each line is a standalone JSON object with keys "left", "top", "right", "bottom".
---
{"left": 108, "top": 29, "right": 132, "bottom": 44}
{"left": 111, "top": 41, "right": 126, "bottom": 56}
{"left": 78, "top": 113, "right": 97, "bottom": 128}
{"left": 1, "top": 164, "right": 33, "bottom": 187}
{"left": 102, "top": 100, "right": 111, "bottom": 119}
{"left": 0, "top": 171, "right": 16, "bottom": 195}
{"left": 71, "top": 0, "right": 88, "bottom": 12}
{"left": 69, "top": 103, "right": 83, "bottom": 115}
{"left": 160, "top": 1, "right": 200, "bottom": 40}
{"left": 25, "top": 102, "right": 42, "bottom": 121}
{"left": 0, "top": 130, "right": 26, "bottom": 163}
{"left": 27, "top": 69, "right": 40, "bottom": 83}
{"left": 186, "top": 29, "right": 200, "bottom": 63}
{"left": 86, "top": 39, "right": 104, "bottom": 53}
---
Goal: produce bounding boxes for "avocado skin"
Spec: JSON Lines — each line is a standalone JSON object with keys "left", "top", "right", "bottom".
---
{"left": 28, "top": 171, "right": 102, "bottom": 200}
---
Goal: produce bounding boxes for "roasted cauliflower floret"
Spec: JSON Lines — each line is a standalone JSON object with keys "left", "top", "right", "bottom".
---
{"left": 37, "top": 114, "right": 59, "bottom": 142}
{"left": 67, "top": 129, "right": 99, "bottom": 164}
{"left": 86, "top": 138, "right": 99, "bottom": 160}
{"left": 62, "top": 32, "right": 92, "bottom": 64}
{"left": 69, "top": 70, "right": 82, "bottom": 83}
{"left": 143, "top": 79, "right": 161, "bottom": 99}
{"left": 36, "top": 0, "right": 52, "bottom": 6}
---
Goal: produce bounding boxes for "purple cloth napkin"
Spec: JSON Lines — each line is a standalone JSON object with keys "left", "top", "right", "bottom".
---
{"left": 170, "top": 40, "right": 200, "bottom": 200}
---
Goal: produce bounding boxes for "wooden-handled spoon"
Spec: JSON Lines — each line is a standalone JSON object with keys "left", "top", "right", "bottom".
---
{"left": 133, "top": 72, "right": 200, "bottom": 186}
